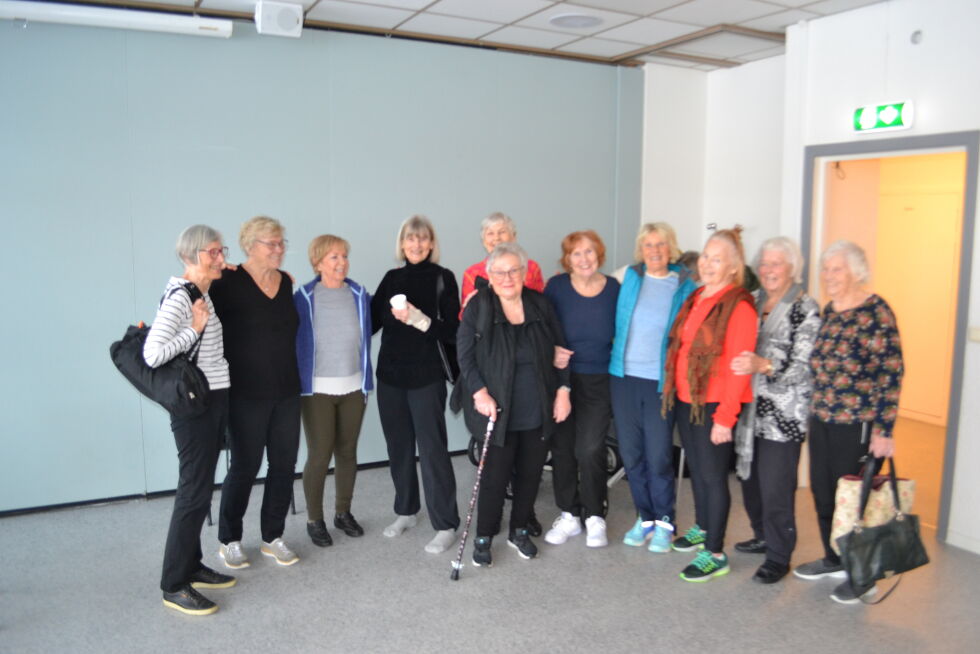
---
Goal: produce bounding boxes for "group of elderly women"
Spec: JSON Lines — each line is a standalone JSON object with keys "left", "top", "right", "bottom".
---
{"left": 142, "top": 209, "right": 903, "bottom": 615}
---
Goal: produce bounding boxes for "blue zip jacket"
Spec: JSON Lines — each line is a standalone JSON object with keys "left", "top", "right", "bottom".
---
{"left": 294, "top": 276, "right": 374, "bottom": 397}
{"left": 609, "top": 262, "right": 697, "bottom": 389}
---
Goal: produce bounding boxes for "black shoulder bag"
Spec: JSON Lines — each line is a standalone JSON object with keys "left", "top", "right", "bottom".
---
{"left": 434, "top": 271, "right": 460, "bottom": 385}
{"left": 109, "top": 283, "right": 211, "bottom": 418}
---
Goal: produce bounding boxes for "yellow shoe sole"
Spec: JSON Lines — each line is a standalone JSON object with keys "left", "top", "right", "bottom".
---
{"left": 162, "top": 598, "right": 218, "bottom": 616}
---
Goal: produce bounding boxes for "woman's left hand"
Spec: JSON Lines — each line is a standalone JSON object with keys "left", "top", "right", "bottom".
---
{"left": 553, "top": 388, "right": 571, "bottom": 423}
{"left": 710, "top": 424, "right": 733, "bottom": 444}
{"left": 869, "top": 433, "right": 895, "bottom": 458}
{"left": 731, "top": 351, "right": 764, "bottom": 375}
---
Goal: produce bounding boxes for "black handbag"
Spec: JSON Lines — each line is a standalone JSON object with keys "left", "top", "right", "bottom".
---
{"left": 434, "top": 272, "right": 460, "bottom": 385}
{"left": 110, "top": 284, "right": 211, "bottom": 418}
{"left": 835, "top": 457, "right": 930, "bottom": 603}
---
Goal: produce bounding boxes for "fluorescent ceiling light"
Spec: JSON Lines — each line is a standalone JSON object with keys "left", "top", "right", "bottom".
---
{"left": 549, "top": 13, "right": 602, "bottom": 29}
{"left": 0, "top": 1, "right": 233, "bottom": 38}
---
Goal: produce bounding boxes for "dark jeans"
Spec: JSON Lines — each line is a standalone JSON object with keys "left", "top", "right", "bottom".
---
{"left": 551, "top": 372, "right": 611, "bottom": 519}
{"left": 377, "top": 380, "right": 459, "bottom": 531}
{"left": 740, "top": 437, "right": 802, "bottom": 566}
{"left": 218, "top": 394, "right": 301, "bottom": 544}
{"left": 161, "top": 389, "right": 228, "bottom": 593}
{"left": 301, "top": 391, "right": 366, "bottom": 520}
{"left": 477, "top": 428, "right": 549, "bottom": 538}
{"left": 808, "top": 418, "right": 870, "bottom": 564}
{"left": 611, "top": 375, "right": 676, "bottom": 523}
{"left": 676, "top": 401, "right": 735, "bottom": 554}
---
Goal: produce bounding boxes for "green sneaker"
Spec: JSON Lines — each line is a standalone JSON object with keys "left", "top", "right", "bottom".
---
{"left": 672, "top": 525, "right": 706, "bottom": 552}
{"left": 680, "top": 551, "right": 729, "bottom": 582}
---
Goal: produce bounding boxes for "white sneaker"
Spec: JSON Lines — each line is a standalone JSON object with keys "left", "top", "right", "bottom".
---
{"left": 585, "top": 516, "right": 608, "bottom": 548}
{"left": 261, "top": 538, "right": 299, "bottom": 566}
{"left": 544, "top": 512, "right": 582, "bottom": 545}
{"left": 218, "top": 541, "right": 250, "bottom": 569}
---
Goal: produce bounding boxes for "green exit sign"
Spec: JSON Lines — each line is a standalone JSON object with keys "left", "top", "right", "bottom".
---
{"left": 853, "top": 102, "right": 913, "bottom": 132}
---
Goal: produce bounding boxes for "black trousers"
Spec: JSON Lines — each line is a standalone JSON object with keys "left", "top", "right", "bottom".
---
{"left": 740, "top": 437, "right": 802, "bottom": 566}
{"left": 808, "top": 418, "right": 870, "bottom": 564}
{"left": 477, "top": 428, "right": 549, "bottom": 538}
{"left": 161, "top": 389, "right": 228, "bottom": 593}
{"left": 551, "top": 372, "right": 611, "bottom": 519}
{"left": 218, "top": 394, "right": 301, "bottom": 544}
{"left": 377, "top": 380, "right": 459, "bottom": 531}
{"left": 676, "top": 401, "right": 734, "bottom": 554}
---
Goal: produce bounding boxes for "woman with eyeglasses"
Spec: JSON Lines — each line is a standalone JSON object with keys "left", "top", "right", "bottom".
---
{"left": 452, "top": 242, "right": 571, "bottom": 567}
{"left": 209, "top": 216, "right": 302, "bottom": 569}
{"left": 143, "top": 225, "right": 234, "bottom": 616}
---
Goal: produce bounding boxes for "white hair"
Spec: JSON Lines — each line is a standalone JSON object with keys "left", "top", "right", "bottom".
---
{"left": 820, "top": 239, "right": 870, "bottom": 284}
{"left": 756, "top": 236, "right": 805, "bottom": 284}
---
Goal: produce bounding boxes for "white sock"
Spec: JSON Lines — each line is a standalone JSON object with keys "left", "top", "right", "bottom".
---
{"left": 382, "top": 514, "right": 418, "bottom": 538}
{"left": 424, "top": 529, "right": 457, "bottom": 554}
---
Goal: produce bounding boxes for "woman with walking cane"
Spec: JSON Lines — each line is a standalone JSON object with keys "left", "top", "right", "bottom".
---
{"left": 451, "top": 242, "right": 571, "bottom": 568}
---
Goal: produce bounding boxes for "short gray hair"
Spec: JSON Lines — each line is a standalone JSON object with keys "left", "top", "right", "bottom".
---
{"left": 396, "top": 214, "right": 440, "bottom": 263}
{"left": 486, "top": 241, "right": 528, "bottom": 275}
{"left": 176, "top": 224, "right": 222, "bottom": 265}
{"left": 820, "top": 239, "right": 870, "bottom": 284}
{"left": 481, "top": 212, "right": 517, "bottom": 239}
{"left": 756, "top": 236, "right": 805, "bottom": 284}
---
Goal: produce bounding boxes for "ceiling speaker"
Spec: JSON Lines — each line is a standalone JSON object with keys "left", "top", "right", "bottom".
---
{"left": 254, "top": 0, "right": 303, "bottom": 39}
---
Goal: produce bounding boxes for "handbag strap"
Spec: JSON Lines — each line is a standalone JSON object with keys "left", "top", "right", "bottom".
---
{"left": 161, "top": 283, "right": 206, "bottom": 365}
{"left": 857, "top": 456, "right": 903, "bottom": 524}
{"left": 435, "top": 270, "right": 445, "bottom": 321}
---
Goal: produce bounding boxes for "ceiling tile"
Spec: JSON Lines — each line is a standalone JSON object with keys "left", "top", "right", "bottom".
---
{"left": 305, "top": 0, "right": 415, "bottom": 28}
{"left": 517, "top": 5, "right": 638, "bottom": 35}
{"left": 399, "top": 13, "right": 502, "bottom": 39}
{"left": 734, "top": 44, "right": 785, "bottom": 62}
{"left": 481, "top": 26, "right": 578, "bottom": 49}
{"left": 758, "top": 0, "right": 820, "bottom": 7}
{"left": 335, "top": 0, "right": 432, "bottom": 8}
{"left": 671, "top": 31, "right": 781, "bottom": 58}
{"left": 428, "top": 0, "right": 554, "bottom": 24}
{"left": 598, "top": 16, "right": 696, "bottom": 44}
{"left": 802, "top": 0, "right": 885, "bottom": 15}
{"left": 738, "top": 8, "right": 818, "bottom": 32}
{"left": 653, "top": 0, "right": 781, "bottom": 27}
{"left": 557, "top": 37, "right": 645, "bottom": 56}
{"left": 566, "top": 0, "right": 681, "bottom": 15}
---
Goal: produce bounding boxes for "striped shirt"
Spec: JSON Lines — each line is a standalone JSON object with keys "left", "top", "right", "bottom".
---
{"left": 143, "top": 276, "right": 231, "bottom": 390}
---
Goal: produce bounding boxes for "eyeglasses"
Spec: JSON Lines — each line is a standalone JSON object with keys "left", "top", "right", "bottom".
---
{"left": 488, "top": 267, "right": 523, "bottom": 280}
{"left": 199, "top": 246, "right": 229, "bottom": 259}
{"left": 256, "top": 239, "right": 288, "bottom": 251}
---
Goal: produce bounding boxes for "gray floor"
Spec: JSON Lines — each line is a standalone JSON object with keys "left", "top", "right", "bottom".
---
{"left": 2, "top": 456, "right": 977, "bottom": 654}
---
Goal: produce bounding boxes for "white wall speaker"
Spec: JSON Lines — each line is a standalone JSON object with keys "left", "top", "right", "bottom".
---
{"left": 254, "top": 0, "right": 303, "bottom": 39}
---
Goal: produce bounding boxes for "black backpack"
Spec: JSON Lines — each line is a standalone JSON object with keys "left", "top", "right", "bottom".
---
{"left": 109, "top": 283, "right": 210, "bottom": 418}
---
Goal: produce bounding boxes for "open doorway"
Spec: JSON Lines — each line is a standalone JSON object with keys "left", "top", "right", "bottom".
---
{"left": 801, "top": 131, "right": 979, "bottom": 542}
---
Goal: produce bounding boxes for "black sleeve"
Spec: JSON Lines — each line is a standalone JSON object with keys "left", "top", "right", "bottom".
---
{"left": 431, "top": 268, "right": 461, "bottom": 345}
{"left": 540, "top": 294, "right": 571, "bottom": 388}
{"left": 371, "top": 273, "right": 390, "bottom": 336}
{"left": 456, "top": 292, "right": 486, "bottom": 397}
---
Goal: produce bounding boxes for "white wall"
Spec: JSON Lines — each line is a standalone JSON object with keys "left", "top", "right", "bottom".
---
{"left": 779, "top": 0, "right": 980, "bottom": 555}
{"left": 641, "top": 64, "right": 706, "bottom": 255}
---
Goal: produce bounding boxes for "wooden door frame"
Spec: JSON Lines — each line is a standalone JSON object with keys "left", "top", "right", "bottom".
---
{"left": 800, "top": 131, "right": 979, "bottom": 543}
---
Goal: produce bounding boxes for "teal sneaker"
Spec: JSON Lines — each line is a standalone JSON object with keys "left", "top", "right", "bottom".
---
{"left": 680, "top": 551, "right": 730, "bottom": 582}
{"left": 672, "top": 524, "right": 706, "bottom": 552}
{"left": 647, "top": 518, "right": 674, "bottom": 553}
{"left": 623, "top": 517, "right": 655, "bottom": 547}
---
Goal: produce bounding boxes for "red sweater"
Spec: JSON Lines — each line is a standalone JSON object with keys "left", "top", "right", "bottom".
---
{"left": 674, "top": 285, "right": 757, "bottom": 428}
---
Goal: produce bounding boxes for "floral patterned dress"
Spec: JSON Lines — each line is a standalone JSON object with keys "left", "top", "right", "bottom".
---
{"left": 809, "top": 294, "right": 904, "bottom": 439}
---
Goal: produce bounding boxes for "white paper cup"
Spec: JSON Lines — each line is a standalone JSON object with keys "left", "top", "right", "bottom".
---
{"left": 390, "top": 294, "right": 407, "bottom": 310}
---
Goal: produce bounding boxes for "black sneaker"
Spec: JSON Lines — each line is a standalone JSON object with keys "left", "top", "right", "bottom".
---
{"left": 527, "top": 513, "right": 543, "bottom": 538}
{"left": 307, "top": 520, "right": 333, "bottom": 547}
{"left": 508, "top": 528, "right": 538, "bottom": 560}
{"left": 830, "top": 580, "right": 878, "bottom": 604}
{"left": 472, "top": 536, "right": 493, "bottom": 567}
{"left": 793, "top": 557, "right": 847, "bottom": 580}
{"left": 735, "top": 537, "right": 767, "bottom": 554}
{"left": 752, "top": 560, "right": 789, "bottom": 584}
{"left": 334, "top": 512, "right": 365, "bottom": 537}
{"left": 163, "top": 584, "right": 218, "bottom": 616}
{"left": 189, "top": 566, "right": 236, "bottom": 589}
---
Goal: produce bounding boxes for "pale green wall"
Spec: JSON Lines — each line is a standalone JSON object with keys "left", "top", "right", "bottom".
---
{"left": 0, "top": 21, "right": 643, "bottom": 512}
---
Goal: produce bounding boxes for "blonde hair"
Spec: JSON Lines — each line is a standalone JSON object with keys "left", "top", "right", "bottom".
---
{"left": 395, "top": 214, "right": 440, "bottom": 263}
{"left": 706, "top": 227, "right": 747, "bottom": 287}
{"left": 239, "top": 215, "right": 284, "bottom": 254}
{"left": 634, "top": 222, "right": 681, "bottom": 264}
{"left": 307, "top": 234, "right": 350, "bottom": 274}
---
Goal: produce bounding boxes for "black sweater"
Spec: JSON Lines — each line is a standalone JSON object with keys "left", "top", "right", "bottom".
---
{"left": 209, "top": 266, "right": 300, "bottom": 400}
{"left": 371, "top": 259, "right": 460, "bottom": 389}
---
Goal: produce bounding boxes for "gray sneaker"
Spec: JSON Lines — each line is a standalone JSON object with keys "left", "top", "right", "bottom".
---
{"left": 261, "top": 538, "right": 299, "bottom": 566}
{"left": 830, "top": 580, "right": 878, "bottom": 604}
{"left": 218, "top": 541, "right": 250, "bottom": 569}
{"left": 793, "top": 558, "right": 847, "bottom": 580}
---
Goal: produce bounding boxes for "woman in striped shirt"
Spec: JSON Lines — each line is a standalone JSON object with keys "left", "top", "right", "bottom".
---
{"left": 143, "top": 224, "right": 234, "bottom": 617}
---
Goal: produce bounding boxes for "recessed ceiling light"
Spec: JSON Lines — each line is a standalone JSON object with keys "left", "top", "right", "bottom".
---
{"left": 549, "top": 13, "right": 603, "bottom": 29}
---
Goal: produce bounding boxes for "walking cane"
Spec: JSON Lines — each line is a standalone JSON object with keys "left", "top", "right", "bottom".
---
{"left": 450, "top": 415, "right": 496, "bottom": 581}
